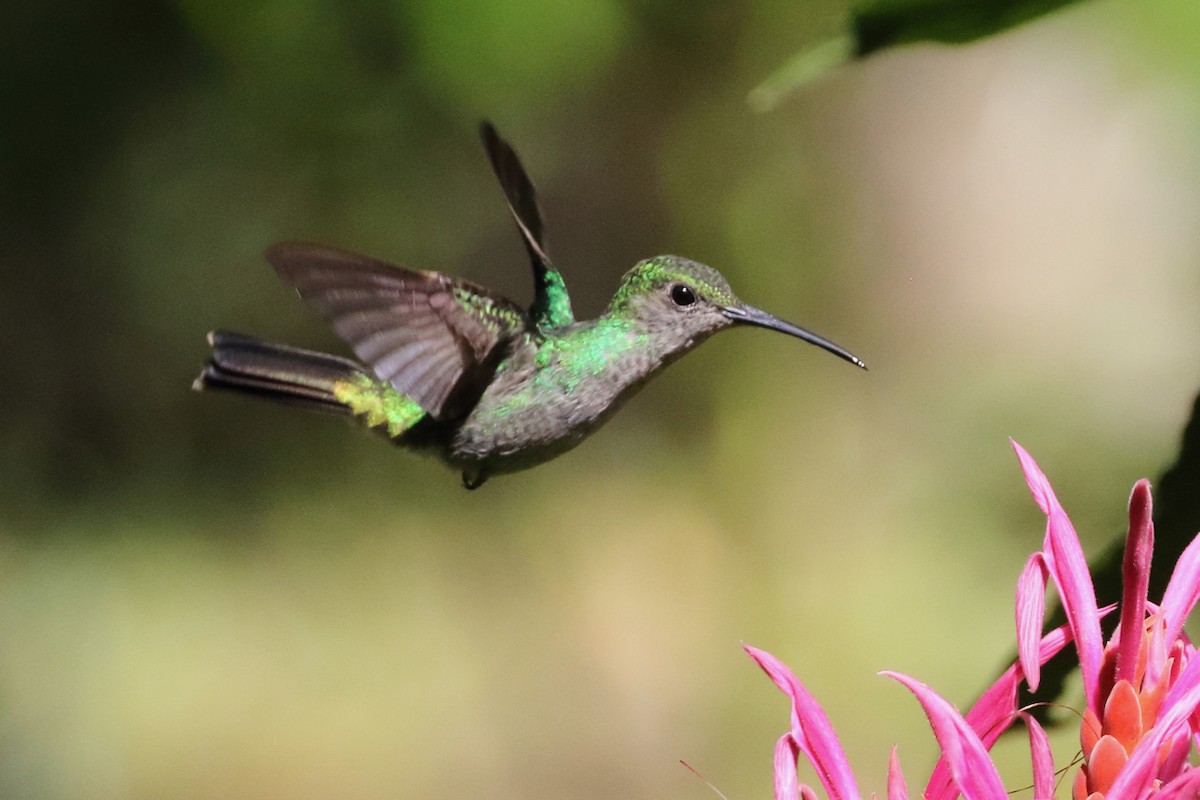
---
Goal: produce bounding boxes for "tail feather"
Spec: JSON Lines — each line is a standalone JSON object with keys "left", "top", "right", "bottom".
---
{"left": 195, "top": 330, "right": 368, "bottom": 414}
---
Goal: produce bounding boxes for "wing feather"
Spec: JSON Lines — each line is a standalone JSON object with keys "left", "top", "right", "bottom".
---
{"left": 266, "top": 242, "right": 530, "bottom": 419}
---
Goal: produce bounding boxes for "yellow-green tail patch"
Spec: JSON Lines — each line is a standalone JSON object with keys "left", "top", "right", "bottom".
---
{"left": 332, "top": 375, "right": 426, "bottom": 438}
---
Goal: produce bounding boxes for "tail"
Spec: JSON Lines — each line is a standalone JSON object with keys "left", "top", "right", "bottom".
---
{"left": 194, "top": 330, "right": 369, "bottom": 414}
{"left": 195, "top": 331, "right": 429, "bottom": 438}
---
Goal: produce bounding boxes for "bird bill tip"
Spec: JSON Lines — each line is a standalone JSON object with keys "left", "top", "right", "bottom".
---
{"left": 723, "top": 305, "right": 867, "bottom": 371}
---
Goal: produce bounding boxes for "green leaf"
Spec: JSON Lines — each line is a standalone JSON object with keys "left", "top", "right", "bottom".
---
{"left": 752, "top": 0, "right": 1090, "bottom": 110}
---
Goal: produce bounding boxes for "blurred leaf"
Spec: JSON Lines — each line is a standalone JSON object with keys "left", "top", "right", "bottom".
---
{"left": 751, "top": 0, "right": 1089, "bottom": 110}
{"left": 748, "top": 36, "right": 855, "bottom": 113}
{"left": 851, "top": 0, "right": 1085, "bottom": 52}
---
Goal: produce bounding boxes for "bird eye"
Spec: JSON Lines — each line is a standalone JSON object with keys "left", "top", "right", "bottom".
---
{"left": 670, "top": 284, "right": 697, "bottom": 307}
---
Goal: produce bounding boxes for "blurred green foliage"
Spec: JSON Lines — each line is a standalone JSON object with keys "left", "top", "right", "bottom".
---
{"left": 2, "top": 0, "right": 1200, "bottom": 798}
{"left": 752, "top": 0, "right": 1096, "bottom": 109}
{"left": 852, "top": 0, "right": 1087, "bottom": 54}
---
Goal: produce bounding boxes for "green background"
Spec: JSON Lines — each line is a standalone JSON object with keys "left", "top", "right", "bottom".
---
{"left": 3, "top": 0, "right": 1199, "bottom": 797}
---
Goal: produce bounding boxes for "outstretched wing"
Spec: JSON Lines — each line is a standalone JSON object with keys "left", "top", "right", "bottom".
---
{"left": 479, "top": 121, "right": 575, "bottom": 329}
{"left": 267, "top": 242, "right": 530, "bottom": 420}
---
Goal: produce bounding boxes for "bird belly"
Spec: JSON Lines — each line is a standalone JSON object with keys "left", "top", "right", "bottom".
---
{"left": 447, "top": 358, "right": 650, "bottom": 476}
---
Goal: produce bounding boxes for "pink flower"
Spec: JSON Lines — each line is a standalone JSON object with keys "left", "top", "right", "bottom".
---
{"left": 746, "top": 442, "right": 1200, "bottom": 800}
{"left": 1012, "top": 441, "right": 1200, "bottom": 799}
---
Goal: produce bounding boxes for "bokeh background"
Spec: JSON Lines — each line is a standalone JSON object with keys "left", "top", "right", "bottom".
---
{"left": 3, "top": 0, "right": 1200, "bottom": 797}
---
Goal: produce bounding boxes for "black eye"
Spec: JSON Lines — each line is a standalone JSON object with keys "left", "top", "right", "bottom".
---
{"left": 670, "top": 284, "right": 696, "bottom": 307}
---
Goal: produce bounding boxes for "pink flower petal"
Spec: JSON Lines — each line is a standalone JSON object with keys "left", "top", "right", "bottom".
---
{"left": 1010, "top": 442, "right": 1103, "bottom": 711}
{"left": 1045, "top": 507, "right": 1104, "bottom": 711}
{"left": 1018, "top": 712, "right": 1054, "bottom": 800}
{"left": 1011, "top": 439, "right": 1054, "bottom": 515}
{"left": 884, "top": 671, "right": 1008, "bottom": 800}
{"left": 1159, "top": 729, "right": 1193, "bottom": 783}
{"left": 887, "top": 747, "right": 908, "bottom": 800}
{"left": 1156, "top": 766, "right": 1200, "bottom": 800}
{"left": 1160, "top": 534, "right": 1200, "bottom": 649}
{"left": 745, "top": 645, "right": 861, "bottom": 800}
{"left": 1016, "top": 553, "right": 1048, "bottom": 691}
{"left": 1114, "top": 480, "right": 1153, "bottom": 685}
{"left": 774, "top": 734, "right": 801, "bottom": 800}
{"left": 1145, "top": 612, "right": 1170, "bottom": 692}
{"left": 924, "top": 617, "right": 1097, "bottom": 800}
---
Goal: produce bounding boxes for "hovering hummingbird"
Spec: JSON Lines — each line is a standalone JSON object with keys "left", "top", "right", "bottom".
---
{"left": 195, "top": 123, "right": 866, "bottom": 488}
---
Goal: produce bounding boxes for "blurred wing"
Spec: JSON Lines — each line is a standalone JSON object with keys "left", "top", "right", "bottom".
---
{"left": 267, "top": 242, "right": 530, "bottom": 419}
{"left": 480, "top": 121, "right": 575, "bottom": 328}
{"left": 480, "top": 120, "right": 549, "bottom": 264}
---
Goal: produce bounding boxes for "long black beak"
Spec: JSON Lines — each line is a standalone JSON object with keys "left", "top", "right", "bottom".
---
{"left": 722, "top": 305, "right": 867, "bottom": 370}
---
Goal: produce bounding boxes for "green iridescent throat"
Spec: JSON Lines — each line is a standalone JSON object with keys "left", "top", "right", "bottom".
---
{"left": 476, "top": 318, "right": 646, "bottom": 422}
{"left": 533, "top": 266, "right": 574, "bottom": 329}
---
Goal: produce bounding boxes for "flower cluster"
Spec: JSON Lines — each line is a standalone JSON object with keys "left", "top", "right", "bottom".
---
{"left": 748, "top": 442, "right": 1200, "bottom": 800}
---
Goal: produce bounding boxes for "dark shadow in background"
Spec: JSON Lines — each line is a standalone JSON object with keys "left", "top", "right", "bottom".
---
{"left": 1, "top": 3, "right": 204, "bottom": 502}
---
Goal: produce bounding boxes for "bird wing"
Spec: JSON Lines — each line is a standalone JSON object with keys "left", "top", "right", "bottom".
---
{"left": 479, "top": 121, "right": 575, "bottom": 329}
{"left": 267, "top": 242, "right": 530, "bottom": 420}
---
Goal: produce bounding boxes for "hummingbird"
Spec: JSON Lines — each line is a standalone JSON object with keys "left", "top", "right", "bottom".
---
{"left": 195, "top": 123, "right": 867, "bottom": 488}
